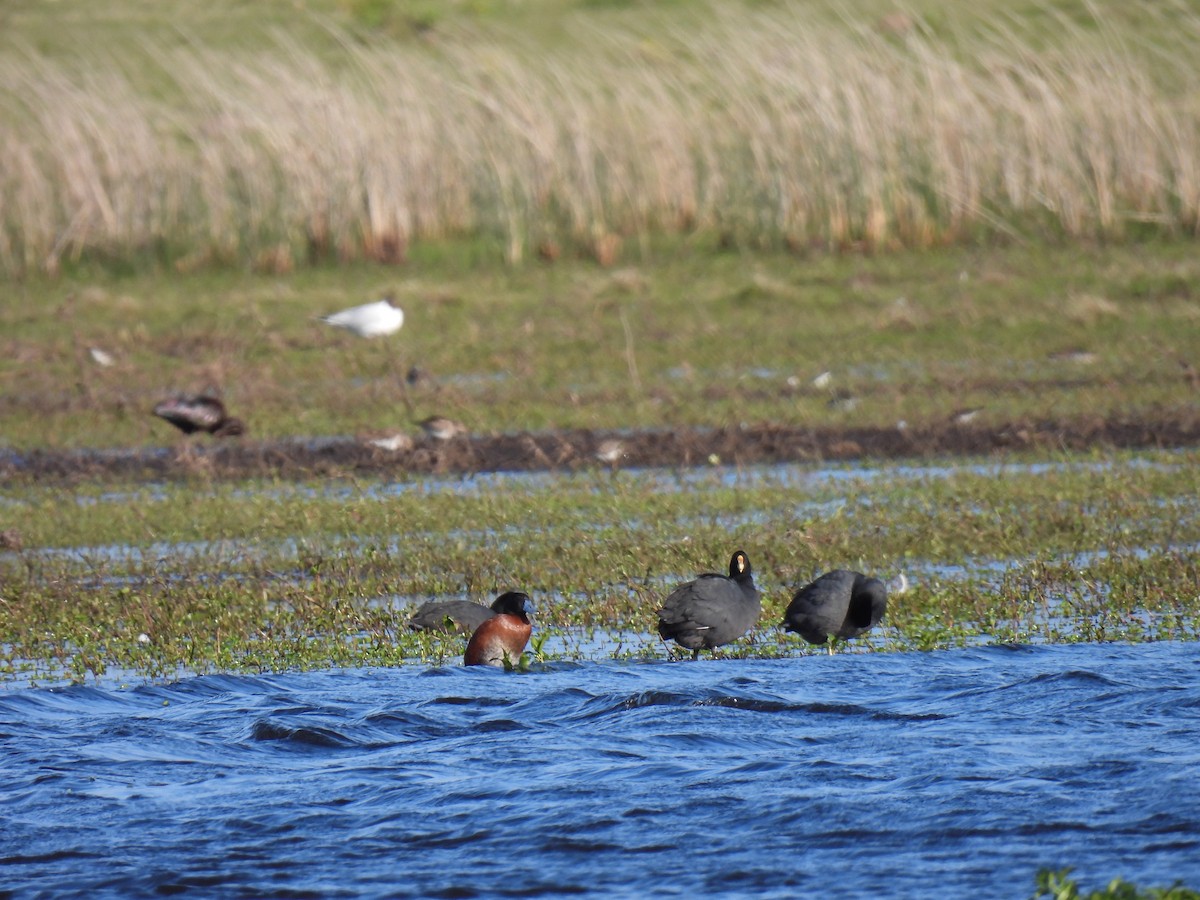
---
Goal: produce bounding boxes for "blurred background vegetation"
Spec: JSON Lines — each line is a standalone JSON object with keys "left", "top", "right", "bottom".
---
{"left": 2, "top": 0, "right": 1198, "bottom": 279}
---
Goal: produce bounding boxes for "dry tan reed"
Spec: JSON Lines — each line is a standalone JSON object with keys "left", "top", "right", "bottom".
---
{"left": 2, "top": 4, "right": 1199, "bottom": 276}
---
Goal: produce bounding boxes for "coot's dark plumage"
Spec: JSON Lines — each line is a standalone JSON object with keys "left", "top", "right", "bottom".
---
{"left": 464, "top": 591, "right": 534, "bottom": 667}
{"left": 153, "top": 394, "right": 245, "bottom": 438}
{"left": 408, "top": 599, "right": 494, "bottom": 634}
{"left": 657, "top": 550, "right": 760, "bottom": 659}
{"left": 782, "top": 570, "right": 888, "bottom": 650}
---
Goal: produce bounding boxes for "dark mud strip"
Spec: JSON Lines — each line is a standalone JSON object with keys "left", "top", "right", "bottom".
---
{"left": 4, "top": 414, "right": 1199, "bottom": 484}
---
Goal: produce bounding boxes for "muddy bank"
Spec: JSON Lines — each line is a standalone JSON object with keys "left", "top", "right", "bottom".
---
{"left": 4, "top": 413, "right": 1199, "bottom": 484}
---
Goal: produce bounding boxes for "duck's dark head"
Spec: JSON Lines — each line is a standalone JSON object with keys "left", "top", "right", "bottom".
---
{"left": 491, "top": 591, "right": 534, "bottom": 621}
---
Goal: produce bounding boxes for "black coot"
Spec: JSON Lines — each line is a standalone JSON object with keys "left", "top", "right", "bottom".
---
{"left": 657, "top": 550, "right": 761, "bottom": 659}
{"left": 782, "top": 570, "right": 887, "bottom": 651}
{"left": 408, "top": 599, "right": 494, "bottom": 634}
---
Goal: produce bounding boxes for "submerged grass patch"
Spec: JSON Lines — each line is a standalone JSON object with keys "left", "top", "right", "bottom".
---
{"left": 2, "top": 450, "right": 1198, "bottom": 684}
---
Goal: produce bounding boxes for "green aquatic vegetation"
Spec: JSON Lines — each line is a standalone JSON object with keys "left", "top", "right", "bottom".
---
{"left": 1035, "top": 868, "right": 1200, "bottom": 900}
{"left": 3, "top": 450, "right": 1199, "bottom": 683}
{"left": 11, "top": 449, "right": 1199, "bottom": 561}
{"left": 2, "top": 0, "right": 1196, "bottom": 688}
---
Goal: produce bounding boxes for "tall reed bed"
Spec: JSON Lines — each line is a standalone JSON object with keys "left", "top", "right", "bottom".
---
{"left": 2, "top": 4, "right": 1199, "bottom": 277}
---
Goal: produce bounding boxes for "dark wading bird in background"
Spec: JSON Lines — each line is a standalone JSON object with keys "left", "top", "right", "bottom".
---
{"left": 464, "top": 592, "right": 535, "bottom": 668}
{"left": 657, "top": 550, "right": 761, "bottom": 660}
{"left": 152, "top": 394, "right": 246, "bottom": 438}
{"left": 418, "top": 415, "right": 467, "bottom": 442}
{"left": 594, "top": 438, "right": 626, "bottom": 471}
{"left": 782, "top": 570, "right": 888, "bottom": 654}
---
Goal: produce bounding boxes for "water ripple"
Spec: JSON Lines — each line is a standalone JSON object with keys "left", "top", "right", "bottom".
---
{"left": 1, "top": 644, "right": 1198, "bottom": 897}
{"left": 248, "top": 720, "right": 355, "bottom": 748}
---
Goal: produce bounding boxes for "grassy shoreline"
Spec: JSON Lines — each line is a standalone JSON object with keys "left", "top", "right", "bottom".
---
{"left": 4, "top": 236, "right": 1198, "bottom": 687}
{"left": 2, "top": 448, "right": 1198, "bottom": 685}
{"left": 4, "top": 239, "right": 1199, "bottom": 451}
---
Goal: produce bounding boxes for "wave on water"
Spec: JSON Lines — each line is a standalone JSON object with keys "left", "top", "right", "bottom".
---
{"left": 1, "top": 644, "right": 1199, "bottom": 897}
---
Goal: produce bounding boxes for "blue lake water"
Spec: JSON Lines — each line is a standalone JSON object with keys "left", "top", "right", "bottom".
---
{"left": 3, "top": 642, "right": 1199, "bottom": 898}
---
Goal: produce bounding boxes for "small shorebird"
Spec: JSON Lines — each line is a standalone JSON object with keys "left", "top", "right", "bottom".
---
{"left": 418, "top": 416, "right": 467, "bottom": 441}
{"left": 1048, "top": 348, "right": 1098, "bottom": 366}
{"left": 88, "top": 347, "right": 115, "bottom": 367}
{"left": 360, "top": 431, "right": 414, "bottom": 453}
{"left": 320, "top": 294, "right": 404, "bottom": 338}
{"left": 827, "top": 390, "right": 859, "bottom": 412}
{"left": 950, "top": 407, "right": 983, "bottom": 425}
{"left": 594, "top": 438, "right": 626, "bottom": 468}
{"left": 406, "top": 365, "right": 430, "bottom": 387}
{"left": 152, "top": 394, "right": 246, "bottom": 438}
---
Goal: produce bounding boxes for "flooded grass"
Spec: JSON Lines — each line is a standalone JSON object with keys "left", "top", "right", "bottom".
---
{"left": 2, "top": 0, "right": 1199, "bottom": 686}
{"left": 3, "top": 451, "right": 1199, "bottom": 685}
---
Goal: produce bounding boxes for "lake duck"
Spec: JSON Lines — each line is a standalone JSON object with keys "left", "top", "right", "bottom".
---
{"left": 464, "top": 592, "right": 534, "bottom": 667}
{"left": 782, "top": 570, "right": 888, "bottom": 653}
{"left": 409, "top": 599, "right": 495, "bottom": 634}
{"left": 657, "top": 550, "right": 761, "bottom": 659}
{"left": 152, "top": 394, "right": 245, "bottom": 438}
{"left": 320, "top": 294, "right": 404, "bottom": 338}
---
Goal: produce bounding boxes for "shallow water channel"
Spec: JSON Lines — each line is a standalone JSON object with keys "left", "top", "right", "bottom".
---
{"left": 3, "top": 642, "right": 1199, "bottom": 897}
